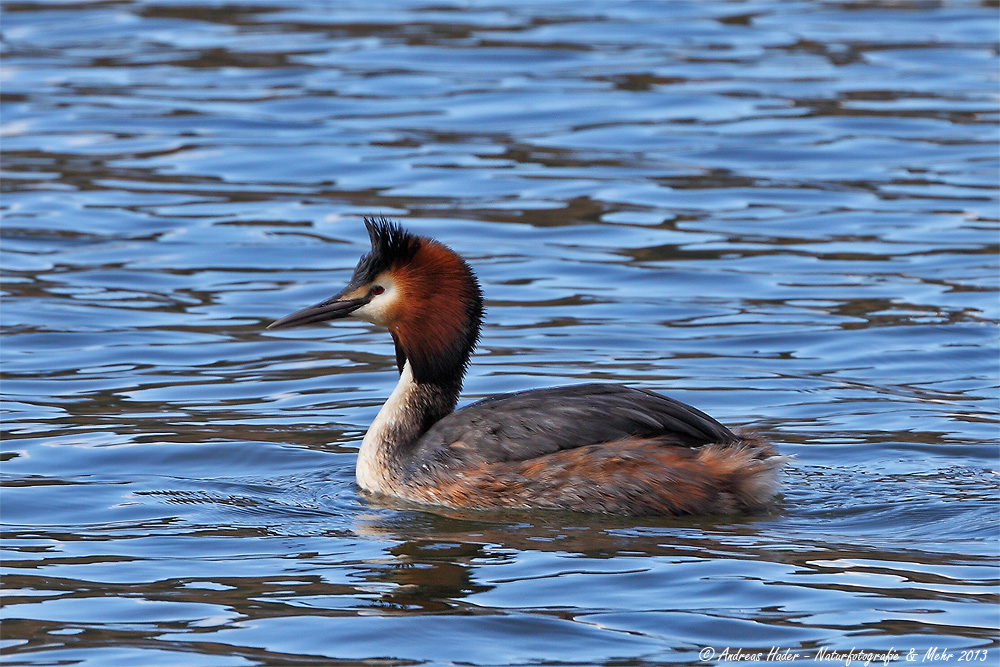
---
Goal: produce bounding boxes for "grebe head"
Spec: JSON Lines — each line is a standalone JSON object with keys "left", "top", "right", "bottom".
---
{"left": 269, "top": 217, "right": 484, "bottom": 387}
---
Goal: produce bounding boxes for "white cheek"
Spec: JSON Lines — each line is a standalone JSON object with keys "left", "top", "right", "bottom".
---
{"left": 352, "top": 283, "right": 399, "bottom": 327}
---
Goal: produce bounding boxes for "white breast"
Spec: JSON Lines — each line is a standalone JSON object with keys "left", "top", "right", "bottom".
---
{"left": 356, "top": 362, "right": 417, "bottom": 494}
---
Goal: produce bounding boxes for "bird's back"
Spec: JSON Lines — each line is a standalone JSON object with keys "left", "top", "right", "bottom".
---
{"left": 406, "top": 383, "right": 739, "bottom": 471}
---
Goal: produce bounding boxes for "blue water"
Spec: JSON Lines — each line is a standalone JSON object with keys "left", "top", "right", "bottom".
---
{"left": 2, "top": 1, "right": 998, "bottom": 665}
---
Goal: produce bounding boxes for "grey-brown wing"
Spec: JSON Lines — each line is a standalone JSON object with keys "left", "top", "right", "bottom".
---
{"left": 407, "top": 383, "right": 737, "bottom": 473}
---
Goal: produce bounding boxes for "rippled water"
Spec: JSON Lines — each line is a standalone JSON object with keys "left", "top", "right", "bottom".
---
{"left": 2, "top": 1, "right": 998, "bottom": 665}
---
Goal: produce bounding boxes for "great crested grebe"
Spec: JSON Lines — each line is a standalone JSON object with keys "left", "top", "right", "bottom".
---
{"left": 269, "top": 218, "right": 785, "bottom": 516}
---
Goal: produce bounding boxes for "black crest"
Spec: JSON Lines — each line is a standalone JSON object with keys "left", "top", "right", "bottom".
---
{"left": 351, "top": 217, "right": 421, "bottom": 284}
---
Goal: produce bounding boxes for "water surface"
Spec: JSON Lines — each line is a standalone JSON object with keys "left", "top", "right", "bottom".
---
{"left": 2, "top": 1, "right": 998, "bottom": 665}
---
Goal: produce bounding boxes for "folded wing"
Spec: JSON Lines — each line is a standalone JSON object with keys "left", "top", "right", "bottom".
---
{"left": 408, "top": 383, "right": 738, "bottom": 473}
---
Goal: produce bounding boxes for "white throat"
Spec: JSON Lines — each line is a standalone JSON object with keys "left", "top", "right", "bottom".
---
{"left": 356, "top": 362, "right": 418, "bottom": 494}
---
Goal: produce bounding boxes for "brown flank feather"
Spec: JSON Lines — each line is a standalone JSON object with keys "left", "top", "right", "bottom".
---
{"left": 406, "top": 435, "right": 780, "bottom": 516}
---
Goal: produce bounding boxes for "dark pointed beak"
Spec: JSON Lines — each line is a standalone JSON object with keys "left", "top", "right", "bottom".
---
{"left": 267, "top": 289, "right": 369, "bottom": 330}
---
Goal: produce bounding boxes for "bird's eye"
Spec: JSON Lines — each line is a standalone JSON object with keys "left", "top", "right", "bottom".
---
{"left": 370, "top": 285, "right": 385, "bottom": 296}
